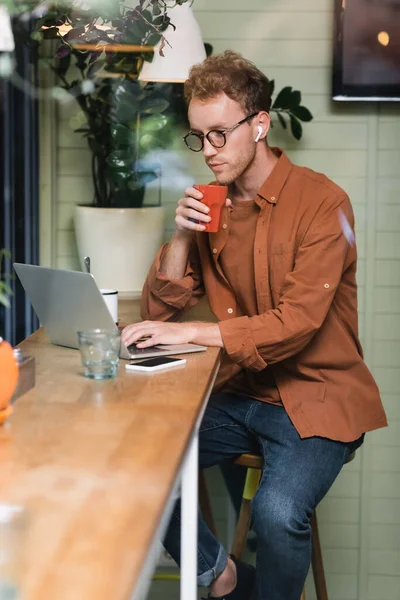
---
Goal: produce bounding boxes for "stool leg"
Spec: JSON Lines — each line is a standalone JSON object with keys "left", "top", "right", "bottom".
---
{"left": 231, "top": 498, "right": 251, "bottom": 560}
{"left": 231, "top": 467, "right": 260, "bottom": 559}
{"left": 311, "top": 511, "right": 328, "bottom": 600}
{"left": 199, "top": 471, "right": 217, "bottom": 536}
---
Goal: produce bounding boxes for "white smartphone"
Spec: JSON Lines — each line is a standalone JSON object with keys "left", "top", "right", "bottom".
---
{"left": 125, "top": 356, "right": 187, "bottom": 372}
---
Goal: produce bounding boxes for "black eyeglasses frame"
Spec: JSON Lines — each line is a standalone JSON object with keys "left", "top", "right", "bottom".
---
{"left": 183, "top": 112, "right": 259, "bottom": 152}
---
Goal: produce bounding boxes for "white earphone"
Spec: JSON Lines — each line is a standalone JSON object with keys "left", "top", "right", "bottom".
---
{"left": 255, "top": 125, "right": 263, "bottom": 143}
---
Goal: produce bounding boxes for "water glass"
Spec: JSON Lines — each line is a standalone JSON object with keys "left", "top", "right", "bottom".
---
{"left": 77, "top": 329, "right": 120, "bottom": 380}
{"left": 0, "top": 504, "right": 27, "bottom": 600}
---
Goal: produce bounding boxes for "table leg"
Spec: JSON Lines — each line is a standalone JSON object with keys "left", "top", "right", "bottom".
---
{"left": 180, "top": 432, "right": 199, "bottom": 600}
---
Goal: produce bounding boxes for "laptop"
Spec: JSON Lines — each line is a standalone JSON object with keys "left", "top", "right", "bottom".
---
{"left": 13, "top": 264, "right": 207, "bottom": 360}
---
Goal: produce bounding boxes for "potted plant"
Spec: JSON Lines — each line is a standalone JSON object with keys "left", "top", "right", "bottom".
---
{"left": 0, "top": 250, "right": 18, "bottom": 421}
{"left": 8, "top": 1, "right": 313, "bottom": 293}
{"left": 28, "top": 0, "right": 192, "bottom": 294}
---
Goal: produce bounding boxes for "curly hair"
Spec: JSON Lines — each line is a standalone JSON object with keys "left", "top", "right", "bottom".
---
{"left": 184, "top": 50, "right": 272, "bottom": 114}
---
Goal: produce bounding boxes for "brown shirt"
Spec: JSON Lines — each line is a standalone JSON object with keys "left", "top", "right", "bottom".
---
{"left": 141, "top": 149, "right": 387, "bottom": 442}
{"left": 220, "top": 198, "right": 282, "bottom": 405}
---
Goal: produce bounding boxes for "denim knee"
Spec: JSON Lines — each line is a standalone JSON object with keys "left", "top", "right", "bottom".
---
{"left": 251, "top": 489, "right": 311, "bottom": 551}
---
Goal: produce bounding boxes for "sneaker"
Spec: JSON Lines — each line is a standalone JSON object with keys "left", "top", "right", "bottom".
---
{"left": 201, "top": 555, "right": 256, "bottom": 600}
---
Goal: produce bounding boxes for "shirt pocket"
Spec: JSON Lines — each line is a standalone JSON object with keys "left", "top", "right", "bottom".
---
{"left": 269, "top": 238, "right": 297, "bottom": 295}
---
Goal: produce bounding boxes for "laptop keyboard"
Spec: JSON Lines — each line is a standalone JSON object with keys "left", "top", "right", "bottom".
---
{"left": 127, "top": 344, "right": 167, "bottom": 356}
{"left": 118, "top": 327, "right": 166, "bottom": 356}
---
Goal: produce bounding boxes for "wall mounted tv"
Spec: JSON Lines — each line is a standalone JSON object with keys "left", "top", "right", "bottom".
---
{"left": 333, "top": 0, "right": 400, "bottom": 101}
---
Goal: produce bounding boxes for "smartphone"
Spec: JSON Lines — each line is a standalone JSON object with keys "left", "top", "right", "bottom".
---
{"left": 125, "top": 356, "right": 187, "bottom": 372}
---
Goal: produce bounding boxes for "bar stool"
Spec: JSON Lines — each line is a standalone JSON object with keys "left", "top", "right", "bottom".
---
{"left": 231, "top": 451, "right": 356, "bottom": 600}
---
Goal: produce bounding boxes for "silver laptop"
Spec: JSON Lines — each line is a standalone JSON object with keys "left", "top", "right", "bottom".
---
{"left": 13, "top": 264, "right": 207, "bottom": 360}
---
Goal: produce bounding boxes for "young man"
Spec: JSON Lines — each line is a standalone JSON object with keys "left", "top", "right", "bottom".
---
{"left": 122, "top": 51, "right": 387, "bottom": 600}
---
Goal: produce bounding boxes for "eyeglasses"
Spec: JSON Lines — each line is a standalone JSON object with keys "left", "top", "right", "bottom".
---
{"left": 183, "top": 112, "right": 259, "bottom": 152}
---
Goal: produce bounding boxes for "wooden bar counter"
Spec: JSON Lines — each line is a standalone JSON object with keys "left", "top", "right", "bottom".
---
{"left": 0, "top": 299, "right": 220, "bottom": 600}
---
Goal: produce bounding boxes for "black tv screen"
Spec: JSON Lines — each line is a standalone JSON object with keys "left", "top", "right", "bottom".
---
{"left": 333, "top": 0, "right": 400, "bottom": 101}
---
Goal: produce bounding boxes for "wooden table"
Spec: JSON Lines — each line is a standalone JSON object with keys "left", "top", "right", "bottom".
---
{"left": 0, "top": 299, "right": 220, "bottom": 600}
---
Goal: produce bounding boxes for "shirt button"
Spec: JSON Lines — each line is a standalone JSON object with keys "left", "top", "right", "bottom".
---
{"left": 227, "top": 308, "right": 233, "bottom": 314}
{"left": 324, "top": 283, "right": 330, "bottom": 289}
{"left": 222, "top": 224, "right": 227, "bottom": 229}
{"left": 271, "top": 196, "right": 275, "bottom": 201}
{"left": 212, "top": 248, "right": 217, "bottom": 254}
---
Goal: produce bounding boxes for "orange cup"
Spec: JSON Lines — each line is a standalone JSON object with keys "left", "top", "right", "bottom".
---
{"left": 194, "top": 185, "right": 228, "bottom": 233}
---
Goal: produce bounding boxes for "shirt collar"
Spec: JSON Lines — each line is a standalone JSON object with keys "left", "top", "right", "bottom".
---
{"left": 257, "top": 148, "right": 293, "bottom": 205}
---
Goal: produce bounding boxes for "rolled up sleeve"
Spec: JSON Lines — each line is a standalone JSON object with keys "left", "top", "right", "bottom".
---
{"left": 141, "top": 242, "right": 204, "bottom": 321}
{"left": 219, "top": 316, "right": 267, "bottom": 370}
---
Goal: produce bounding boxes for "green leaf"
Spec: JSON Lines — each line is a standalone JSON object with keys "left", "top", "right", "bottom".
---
{"left": 146, "top": 33, "right": 162, "bottom": 46}
{"left": 269, "top": 79, "right": 275, "bottom": 96}
{"left": 112, "top": 83, "right": 144, "bottom": 121}
{"left": 0, "top": 293, "right": 10, "bottom": 309}
{"left": 0, "top": 249, "right": 11, "bottom": 261}
{"left": 115, "top": 102, "right": 138, "bottom": 123}
{"left": 0, "top": 282, "right": 12, "bottom": 296}
{"left": 291, "top": 105, "right": 313, "bottom": 122}
{"left": 276, "top": 112, "right": 287, "bottom": 130}
{"left": 141, "top": 10, "right": 155, "bottom": 24}
{"left": 108, "top": 169, "right": 136, "bottom": 187}
{"left": 0, "top": 248, "right": 12, "bottom": 308}
{"left": 110, "top": 124, "right": 135, "bottom": 145}
{"left": 34, "top": 14, "right": 61, "bottom": 30}
{"left": 153, "top": 4, "right": 162, "bottom": 17}
{"left": 87, "top": 59, "right": 105, "bottom": 79}
{"left": 290, "top": 115, "right": 303, "bottom": 140}
{"left": 56, "top": 53, "right": 71, "bottom": 78}
{"left": 204, "top": 42, "right": 213, "bottom": 57}
{"left": 126, "top": 18, "right": 150, "bottom": 43}
{"left": 42, "top": 27, "right": 60, "bottom": 40}
{"left": 107, "top": 150, "right": 134, "bottom": 169}
{"left": 153, "top": 15, "right": 165, "bottom": 27}
{"left": 33, "top": 16, "right": 50, "bottom": 31}
{"left": 143, "top": 52, "right": 154, "bottom": 63}
{"left": 113, "top": 80, "right": 144, "bottom": 102}
{"left": 139, "top": 133, "right": 163, "bottom": 151}
{"left": 141, "top": 113, "right": 168, "bottom": 133}
{"left": 142, "top": 97, "right": 169, "bottom": 114}
{"left": 272, "top": 86, "right": 293, "bottom": 110}
{"left": 291, "top": 90, "right": 301, "bottom": 106}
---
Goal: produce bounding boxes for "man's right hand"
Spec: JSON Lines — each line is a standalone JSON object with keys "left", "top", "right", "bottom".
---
{"left": 175, "top": 187, "right": 231, "bottom": 234}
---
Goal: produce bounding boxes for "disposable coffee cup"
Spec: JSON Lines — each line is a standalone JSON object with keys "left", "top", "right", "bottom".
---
{"left": 100, "top": 289, "right": 118, "bottom": 325}
{"left": 194, "top": 184, "right": 228, "bottom": 233}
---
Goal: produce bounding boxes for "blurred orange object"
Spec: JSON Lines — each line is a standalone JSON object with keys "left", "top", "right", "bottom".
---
{"left": 0, "top": 337, "right": 18, "bottom": 419}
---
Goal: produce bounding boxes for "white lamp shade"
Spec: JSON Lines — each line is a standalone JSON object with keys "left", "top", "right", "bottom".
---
{"left": 139, "top": 3, "right": 206, "bottom": 83}
{"left": 0, "top": 6, "right": 15, "bottom": 52}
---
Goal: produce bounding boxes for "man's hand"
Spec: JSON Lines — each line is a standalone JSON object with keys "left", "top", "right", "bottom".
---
{"left": 175, "top": 186, "right": 232, "bottom": 234}
{"left": 121, "top": 321, "right": 223, "bottom": 348}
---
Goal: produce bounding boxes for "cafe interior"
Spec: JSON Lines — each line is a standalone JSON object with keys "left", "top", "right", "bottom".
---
{"left": 0, "top": 0, "right": 399, "bottom": 599}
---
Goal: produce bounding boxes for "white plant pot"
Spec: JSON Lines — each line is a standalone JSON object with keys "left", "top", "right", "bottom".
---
{"left": 74, "top": 205, "right": 165, "bottom": 296}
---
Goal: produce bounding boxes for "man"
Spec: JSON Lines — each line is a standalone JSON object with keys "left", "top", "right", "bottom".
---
{"left": 122, "top": 51, "right": 387, "bottom": 600}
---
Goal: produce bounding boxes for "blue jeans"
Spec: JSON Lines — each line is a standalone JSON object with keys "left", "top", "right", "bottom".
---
{"left": 163, "top": 393, "right": 363, "bottom": 600}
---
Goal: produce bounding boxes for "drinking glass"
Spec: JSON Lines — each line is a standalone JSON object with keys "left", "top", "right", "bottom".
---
{"left": 77, "top": 329, "right": 120, "bottom": 380}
